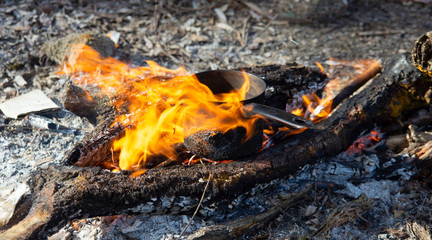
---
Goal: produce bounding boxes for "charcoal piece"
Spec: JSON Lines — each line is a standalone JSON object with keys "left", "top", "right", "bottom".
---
{"left": 184, "top": 121, "right": 264, "bottom": 160}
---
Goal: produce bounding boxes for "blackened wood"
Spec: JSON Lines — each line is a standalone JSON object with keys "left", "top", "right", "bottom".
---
{"left": 2, "top": 54, "right": 431, "bottom": 239}
{"left": 63, "top": 82, "right": 115, "bottom": 125}
{"left": 262, "top": 52, "right": 429, "bottom": 171}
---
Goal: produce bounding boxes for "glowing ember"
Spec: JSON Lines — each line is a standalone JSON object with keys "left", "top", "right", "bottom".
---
{"left": 345, "top": 130, "right": 383, "bottom": 155}
{"left": 59, "top": 44, "right": 261, "bottom": 172}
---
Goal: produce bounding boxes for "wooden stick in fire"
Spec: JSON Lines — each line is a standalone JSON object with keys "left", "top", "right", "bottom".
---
{"left": 331, "top": 61, "right": 382, "bottom": 110}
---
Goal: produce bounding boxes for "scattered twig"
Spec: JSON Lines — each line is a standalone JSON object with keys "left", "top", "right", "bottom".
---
{"left": 238, "top": 0, "right": 311, "bottom": 23}
{"left": 236, "top": 15, "right": 250, "bottom": 47}
{"left": 351, "top": 30, "right": 406, "bottom": 37}
{"left": 23, "top": 129, "right": 40, "bottom": 161}
{"left": 314, "top": 193, "right": 375, "bottom": 236}
{"left": 179, "top": 162, "right": 213, "bottom": 238}
{"left": 152, "top": 0, "right": 163, "bottom": 36}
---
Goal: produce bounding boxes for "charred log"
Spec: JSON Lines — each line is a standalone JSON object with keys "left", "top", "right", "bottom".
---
{"left": 1, "top": 53, "right": 431, "bottom": 239}
{"left": 183, "top": 122, "right": 264, "bottom": 160}
{"left": 409, "top": 31, "right": 432, "bottom": 181}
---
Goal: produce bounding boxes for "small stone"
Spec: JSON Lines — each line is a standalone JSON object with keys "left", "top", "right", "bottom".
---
{"left": 304, "top": 205, "right": 317, "bottom": 217}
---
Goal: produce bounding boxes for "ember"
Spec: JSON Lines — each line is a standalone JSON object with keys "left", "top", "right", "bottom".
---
{"left": 345, "top": 130, "right": 384, "bottom": 155}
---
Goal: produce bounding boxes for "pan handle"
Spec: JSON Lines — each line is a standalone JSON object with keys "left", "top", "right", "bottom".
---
{"left": 242, "top": 103, "right": 313, "bottom": 129}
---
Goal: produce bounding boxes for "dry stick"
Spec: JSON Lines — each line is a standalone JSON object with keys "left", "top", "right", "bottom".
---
{"left": 178, "top": 162, "right": 213, "bottom": 238}
{"left": 152, "top": 0, "right": 163, "bottom": 37}
{"left": 331, "top": 61, "right": 382, "bottom": 110}
{"left": 236, "top": 15, "right": 250, "bottom": 47}
{"left": 352, "top": 30, "right": 406, "bottom": 37}
{"left": 241, "top": 16, "right": 250, "bottom": 46}
{"left": 314, "top": 193, "right": 375, "bottom": 236}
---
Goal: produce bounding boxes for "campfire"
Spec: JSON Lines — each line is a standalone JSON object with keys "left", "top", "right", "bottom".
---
{"left": 2, "top": 1, "right": 432, "bottom": 239}
{"left": 56, "top": 43, "right": 385, "bottom": 176}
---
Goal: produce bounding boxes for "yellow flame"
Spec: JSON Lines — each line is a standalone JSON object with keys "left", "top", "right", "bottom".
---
{"left": 59, "top": 44, "right": 260, "bottom": 172}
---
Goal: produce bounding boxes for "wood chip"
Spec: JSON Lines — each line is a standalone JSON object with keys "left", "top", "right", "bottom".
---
{"left": 0, "top": 89, "right": 60, "bottom": 119}
{"left": 214, "top": 7, "right": 227, "bottom": 23}
{"left": 215, "top": 22, "right": 234, "bottom": 31}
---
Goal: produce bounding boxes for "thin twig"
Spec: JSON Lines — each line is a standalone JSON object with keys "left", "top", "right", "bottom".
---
{"left": 179, "top": 162, "right": 213, "bottom": 238}
{"left": 152, "top": 0, "right": 163, "bottom": 37}
{"left": 238, "top": 0, "right": 310, "bottom": 23}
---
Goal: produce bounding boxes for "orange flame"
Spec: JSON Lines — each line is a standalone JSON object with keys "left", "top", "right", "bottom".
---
{"left": 59, "top": 44, "right": 260, "bottom": 172}
{"left": 314, "top": 61, "right": 325, "bottom": 74}
{"left": 291, "top": 83, "right": 335, "bottom": 124}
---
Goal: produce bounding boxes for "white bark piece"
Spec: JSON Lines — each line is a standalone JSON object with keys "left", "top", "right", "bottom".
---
{"left": 0, "top": 182, "right": 29, "bottom": 227}
{"left": 0, "top": 89, "right": 60, "bottom": 118}
{"left": 14, "top": 75, "right": 27, "bottom": 86}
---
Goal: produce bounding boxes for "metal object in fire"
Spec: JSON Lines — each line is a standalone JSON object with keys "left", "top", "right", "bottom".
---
{"left": 183, "top": 70, "right": 312, "bottom": 160}
{"left": 194, "top": 70, "right": 313, "bottom": 129}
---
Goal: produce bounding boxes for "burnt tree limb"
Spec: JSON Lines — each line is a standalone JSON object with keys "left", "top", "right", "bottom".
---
{"left": 1, "top": 53, "right": 431, "bottom": 239}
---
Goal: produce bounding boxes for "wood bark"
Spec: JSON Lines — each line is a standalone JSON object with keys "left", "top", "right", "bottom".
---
{"left": 1, "top": 53, "right": 430, "bottom": 239}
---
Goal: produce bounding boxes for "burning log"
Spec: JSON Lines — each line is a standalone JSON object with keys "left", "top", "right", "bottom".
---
{"left": 1, "top": 52, "right": 430, "bottom": 239}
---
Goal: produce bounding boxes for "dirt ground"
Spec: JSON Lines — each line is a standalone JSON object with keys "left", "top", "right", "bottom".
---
{"left": 2, "top": 0, "right": 432, "bottom": 239}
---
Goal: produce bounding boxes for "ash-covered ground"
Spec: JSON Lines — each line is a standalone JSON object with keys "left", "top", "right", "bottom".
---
{"left": 1, "top": 0, "right": 432, "bottom": 239}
